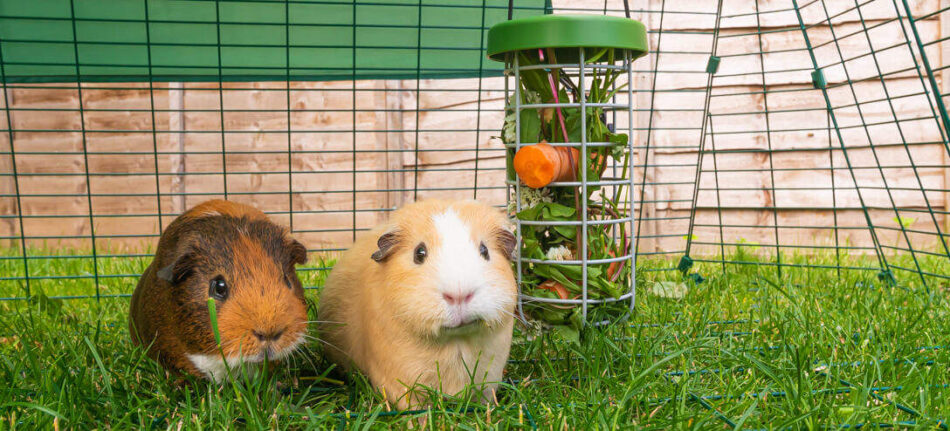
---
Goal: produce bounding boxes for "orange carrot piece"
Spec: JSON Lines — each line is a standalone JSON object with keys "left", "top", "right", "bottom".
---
{"left": 513, "top": 142, "right": 579, "bottom": 188}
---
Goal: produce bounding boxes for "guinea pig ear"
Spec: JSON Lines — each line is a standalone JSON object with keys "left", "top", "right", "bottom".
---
{"left": 156, "top": 251, "right": 197, "bottom": 285}
{"left": 287, "top": 239, "right": 308, "bottom": 266}
{"left": 371, "top": 230, "right": 401, "bottom": 263}
{"left": 494, "top": 228, "right": 517, "bottom": 261}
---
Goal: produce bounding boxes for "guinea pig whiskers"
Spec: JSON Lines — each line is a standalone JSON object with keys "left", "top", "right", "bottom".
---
{"left": 494, "top": 308, "right": 529, "bottom": 327}
{"left": 299, "top": 333, "right": 349, "bottom": 356}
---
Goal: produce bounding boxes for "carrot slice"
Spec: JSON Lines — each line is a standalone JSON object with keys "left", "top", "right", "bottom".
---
{"left": 513, "top": 142, "right": 579, "bottom": 188}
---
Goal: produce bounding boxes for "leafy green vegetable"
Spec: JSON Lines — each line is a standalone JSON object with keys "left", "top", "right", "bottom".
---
{"left": 519, "top": 108, "right": 541, "bottom": 144}
{"left": 508, "top": 47, "right": 635, "bottom": 326}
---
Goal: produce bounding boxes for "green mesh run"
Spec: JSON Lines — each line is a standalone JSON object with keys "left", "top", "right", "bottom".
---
{"left": 0, "top": 1, "right": 947, "bottom": 295}
{"left": 1, "top": 0, "right": 949, "bottom": 428}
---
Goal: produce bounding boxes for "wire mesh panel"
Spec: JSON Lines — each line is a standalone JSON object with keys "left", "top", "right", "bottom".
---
{"left": 1, "top": 0, "right": 948, "bottom": 297}
{"left": 1, "top": 0, "right": 949, "bottom": 428}
{"left": 0, "top": 0, "right": 549, "bottom": 300}
{"left": 676, "top": 0, "right": 950, "bottom": 288}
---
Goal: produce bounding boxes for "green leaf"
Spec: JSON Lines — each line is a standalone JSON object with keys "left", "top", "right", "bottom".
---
{"left": 532, "top": 264, "right": 581, "bottom": 293}
{"left": 541, "top": 202, "right": 576, "bottom": 219}
{"left": 516, "top": 204, "right": 543, "bottom": 221}
{"left": 506, "top": 147, "right": 516, "bottom": 181}
{"left": 519, "top": 108, "right": 541, "bottom": 144}
{"left": 565, "top": 109, "right": 583, "bottom": 144}
{"left": 609, "top": 133, "right": 628, "bottom": 160}
{"left": 569, "top": 310, "right": 585, "bottom": 331}
{"left": 892, "top": 216, "right": 916, "bottom": 228}
{"left": 552, "top": 225, "right": 576, "bottom": 240}
{"left": 553, "top": 325, "right": 580, "bottom": 344}
{"left": 521, "top": 236, "right": 545, "bottom": 259}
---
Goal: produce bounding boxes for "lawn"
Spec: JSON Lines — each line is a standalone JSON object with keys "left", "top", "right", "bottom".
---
{"left": 1, "top": 247, "right": 949, "bottom": 429}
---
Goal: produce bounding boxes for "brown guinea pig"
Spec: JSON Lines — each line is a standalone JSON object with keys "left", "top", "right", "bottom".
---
{"left": 318, "top": 199, "right": 517, "bottom": 409}
{"left": 130, "top": 199, "right": 309, "bottom": 381}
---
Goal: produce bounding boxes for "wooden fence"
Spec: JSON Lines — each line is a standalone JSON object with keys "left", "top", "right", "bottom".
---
{"left": 1, "top": 0, "right": 948, "bottom": 259}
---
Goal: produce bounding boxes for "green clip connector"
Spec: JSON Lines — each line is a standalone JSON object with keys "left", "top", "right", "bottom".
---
{"left": 811, "top": 69, "right": 826, "bottom": 89}
{"left": 877, "top": 270, "right": 896, "bottom": 286}
{"left": 706, "top": 56, "right": 721, "bottom": 74}
{"left": 677, "top": 255, "right": 694, "bottom": 274}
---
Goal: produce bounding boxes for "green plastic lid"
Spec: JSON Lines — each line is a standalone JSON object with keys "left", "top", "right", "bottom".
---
{"left": 487, "top": 14, "right": 648, "bottom": 62}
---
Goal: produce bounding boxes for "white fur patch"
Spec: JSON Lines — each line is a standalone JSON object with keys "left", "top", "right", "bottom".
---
{"left": 187, "top": 353, "right": 260, "bottom": 382}
{"left": 188, "top": 333, "right": 305, "bottom": 382}
{"left": 431, "top": 210, "right": 509, "bottom": 329}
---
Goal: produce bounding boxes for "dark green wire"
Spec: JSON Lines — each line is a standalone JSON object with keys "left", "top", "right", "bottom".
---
{"left": 791, "top": 0, "right": 893, "bottom": 284}
{"left": 634, "top": 0, "right": 665, "bottom": 259}
{"left": 682, "top": 0, "right": 724, "bottom": 261}
{"left": 351, "top": 0, "right": 357, "bottom": 242}
{"left": 854, "top": 0, "right": 950, "bottom": 262}
{"left": 286, "top": 0, "right": 294, "bottom": 233}
{"left": 412, "top": 0, "right": 423, "bottom": 201}
{"left": 215, "top": 0, "right": 229, "bottom": 200}
{"left": 144, "top": 0, "right": 163, "bottom": 236}
{"left": 68, "top": 0, "right": 102, "bottom": 301}
{"left": 706, "top": 116, "right": 726, "bottom": 273}
{"left": 815, "top": 0, "right": 927, "bottom": 287}
{"left": 472, "top": 0, "right": 488, "bottom": 201}
{"left": 0, "top": 32, "right": 31, "bottom": 296}
{"left": 753, "top": 0, "right": 783, "bottom": 279}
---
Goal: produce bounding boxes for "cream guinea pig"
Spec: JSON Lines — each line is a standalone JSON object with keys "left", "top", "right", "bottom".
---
{"left": 318, "top": 199, "right": 518, "bottom": 408}
{"left": 129, "top": 199, "right": 309, "bottom": 381}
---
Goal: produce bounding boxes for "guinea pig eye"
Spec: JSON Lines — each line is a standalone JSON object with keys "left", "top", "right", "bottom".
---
{"left": 413, "top": 242, "right": 427, "bottom": 264}
{"left": 479, "top": 242, "right": 490, "bottom": 261}
{"left": 209, "top": 276, "right": 228, "bottom": 300}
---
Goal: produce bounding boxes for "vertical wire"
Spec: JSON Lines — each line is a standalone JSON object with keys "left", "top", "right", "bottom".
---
{"left": 286, "top": 0, "right": 294, "bottom": 232}
{"left": 0, "top": 35, "right": 30, "bottom": 297}
{"left": 580, "top": 47, "right": 588, "bottom": 322}
{"left": 214, "top": 0, "right": 228, "bottom": 200}
{"left": 708, "top": 116, "right": 726, "bottom": 273}
{"left": 851, "top": 0, "right": 950, "bottom": 263}
{"left": 625, "top": 48, "right": 637, "bottom": 315}
{"left": 815, "top": 0, "right": 927, "bottom": 287}
{"left": 682, "top": 0, "right": 724, "bottom": 260}
{"left": 828, "top": 111, "right": 842, "bottom": 278}
{"left": 412, "top": 0, "right": 423, "bottom": 201}
{"left": 472, "top": 0, "right": 488, "bottom": 200}
{"left": 753, "top": 1, "right": 782, "bottom": 278}
{"left": 635, "top": 0, "right": 665, "bottom": 257}
{"left": 68, "top": 0, "right": 101, "bottom": 300}
{"left": 143, "top": 0, "right": 163, "bottom": 236}
{"left": 513, "top": 54, "right": 524, "bottom": 320}
{"left": 791, "top": 0, "right": 893, "bottom": 282}
{"left": 351, "top": 0, "right": 357, "bottom": 241}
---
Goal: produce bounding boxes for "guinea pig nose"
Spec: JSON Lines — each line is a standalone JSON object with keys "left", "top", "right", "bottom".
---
{"left": 253, "top": 328, "right": 284, "bottom": 342}
{"left": 442, "top": 292, "right": 474, "bottom": 306}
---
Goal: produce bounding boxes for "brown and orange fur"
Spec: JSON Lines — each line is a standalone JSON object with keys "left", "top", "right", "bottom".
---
{"left": 319, "top": 199, "right": 517, "bottom": 409}
{"left": 130, "top": 199, "right": 309, "bottom": 380}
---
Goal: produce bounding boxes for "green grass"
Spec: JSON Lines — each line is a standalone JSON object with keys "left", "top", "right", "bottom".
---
{"left": 1, "top": 247, "right": 949, "bottom": 429}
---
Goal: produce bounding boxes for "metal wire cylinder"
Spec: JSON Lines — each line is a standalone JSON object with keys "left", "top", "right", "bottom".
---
{"left": 505, "top": 48, "right": 637, "bottom": 326}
